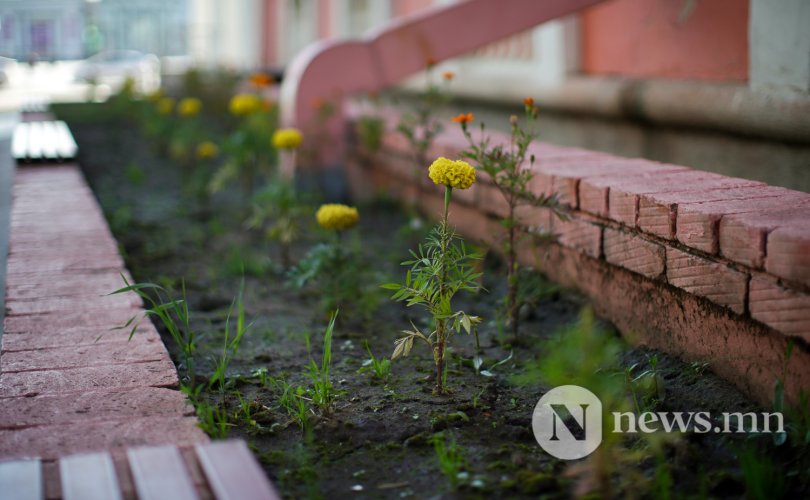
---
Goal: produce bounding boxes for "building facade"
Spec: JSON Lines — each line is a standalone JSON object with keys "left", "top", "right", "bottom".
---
{"left": 0, "top": 0, "right": 188, "bottom": 61}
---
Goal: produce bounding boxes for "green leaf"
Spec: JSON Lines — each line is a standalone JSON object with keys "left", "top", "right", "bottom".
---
{"left": 490, "top": 350, "right": 514, "bottom": 370}
{"left": 773, "top": 379, "right": 784, "bottom": 413}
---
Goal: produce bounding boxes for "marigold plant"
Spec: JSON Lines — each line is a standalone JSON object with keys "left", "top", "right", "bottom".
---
{"left": 384, "top": 158, "right": 482, "bottom": 394}
{"left": 457, "top": 99, "right": 562, "bottom": 337}
{"left": 272, "top": 128, "right": 303, "bottom": 150}
{"left": 290, "top": 204, "right": 379, "bottom": 318}
{"left": 196, "top": 141, "right": 219, "bottom": 160}
{"left": 184, "top": 141, "right": 220, "bottom": 214}
{"left": 247, "top": 179, "right": 310, "bottom": 268}
{"left": 178, "top": 97, "right": 202, "bottom": 118}
{"left": 229, "top": 93, "right": 262, "bottom": 116}
{"left": 316, "top": 204, "right": 359, "bottom": 231}
{"left": 212, "top": 93, "right": 278, "bottom": 196}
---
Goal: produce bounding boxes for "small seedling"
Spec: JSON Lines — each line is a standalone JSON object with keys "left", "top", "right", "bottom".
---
{"left": 234, "top": 392, "right": 259, "bottom": 430}
{"left": 209, "top": 282, "right": 250, "bottom": 389}
{"left": 304, "top": 310, "right": 342, "bottom": 415}
{"left": 471, "top": 387, "right": 487, "bottom": 409}
{"left": 252, "top": 367, "right": 271, "bottom": 387}
{"left": 271, "top": 378, "right": 312, "bottom": 434}
{"left": 110, "top": 275, "right": 198, "bottom": 387}
{"left": 181, "top": 384, "right": 229, "bottom": 439}
{"left": 431, "top": 432, "right": 468, "bottom": 490}
{"left": 357, "top": 340, "right": 392, "bottom": 381}
{"left": 628, "top": 354, "right": 666, "bottom": 412}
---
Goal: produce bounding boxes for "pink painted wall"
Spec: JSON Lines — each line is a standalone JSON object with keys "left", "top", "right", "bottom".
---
{"left": 581, "top": 0, "right": 749, "bottom": 81}
{"left": 392, "top": 0, "right": 435, "bottom": 18}
{"left": 261, "top": 0, "right": 278, "bottom": 67}
{"left": 318, "top": 0, "right": 332, "bottom": 39}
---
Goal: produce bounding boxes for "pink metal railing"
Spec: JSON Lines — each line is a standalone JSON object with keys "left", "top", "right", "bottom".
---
{"left": 278, "top": 0, "right": 604, "bottom": 173}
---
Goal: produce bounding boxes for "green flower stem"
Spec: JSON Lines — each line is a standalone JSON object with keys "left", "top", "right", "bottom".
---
{"left": 435, "top": 185, "right": 453, "bottom": 393}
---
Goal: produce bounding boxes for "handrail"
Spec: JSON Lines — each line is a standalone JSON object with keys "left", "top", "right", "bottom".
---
{"left": 279, "top": 0, "right": 605, "bottom": 171}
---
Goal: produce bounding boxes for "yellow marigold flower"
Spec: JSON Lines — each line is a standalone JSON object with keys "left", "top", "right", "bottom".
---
{"left": 157, "top": 97, "right": 175, "bottom": 115}
{"left": 524, "top": 96, "right": 534, "bottom": 108}
{"left": 451, "top": 112, "right": 474, "bottom": 124}
{"left": 195, "top": 141, "right": 219, "bottom": 160}
{"left": 272, "top": 128, "right": 303, "bottom": 150}
{"left": 229, "top": 93, "right": 262, "bottom": 116}
{"left": 178, "top": 97, "right": 202, "bottom": 117}
{"left": 428, "top": 157, "right": 476, "bottom": 190}
{"left": 316, "top": 204, "right": 359, "bottom": 231}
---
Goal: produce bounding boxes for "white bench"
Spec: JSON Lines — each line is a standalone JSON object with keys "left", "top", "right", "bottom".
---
{"left": 0, "top": 440, "right": 280, "bottom": 500}
{"left": 12, "top": 120, "right": 78, "bottom": 163}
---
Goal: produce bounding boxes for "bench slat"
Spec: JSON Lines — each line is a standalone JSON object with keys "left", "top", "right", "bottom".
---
{"left": 195, "top": 441, "right": 280, "bottom": 500}
{"left": 54, "top": 120, "right": 78, "bottom": 160}
{"left": 11, "top": 122, "right": 29, "bottom": 160}
{"left": 59, "top": 452, "right": 123, "bottom": 500}
{"left": 0, "top": 458, "right": 43, "bottom": 500}
{"left": 26, "top": 122, "right": 43, "bottom": 160}
{"left": 40, "top": 121, "right": 59, "bottom": 160}
{"left": 128, "top": 445, "right": 199, "bottom": 500}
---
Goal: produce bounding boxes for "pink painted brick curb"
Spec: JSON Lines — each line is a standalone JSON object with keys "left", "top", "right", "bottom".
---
{"left": 1, "top": 164, "right": 208, "bottom": 467}
{"left": 349, "top": 117, "right": 810, "bottom": 409}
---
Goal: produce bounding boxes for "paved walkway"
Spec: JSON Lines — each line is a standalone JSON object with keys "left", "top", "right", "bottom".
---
{"left": 0, "top": 163, "right": 209, "bottom": 495}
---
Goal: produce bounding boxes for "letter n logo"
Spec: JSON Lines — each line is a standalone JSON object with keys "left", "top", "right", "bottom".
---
{"left": 549, "top": 404, "right": 589, "bottom": 441}
{"left": 532, "top": 385, "right": 603, "bottom": 460}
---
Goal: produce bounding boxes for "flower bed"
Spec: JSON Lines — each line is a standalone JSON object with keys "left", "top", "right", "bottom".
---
{"left": 52, "top": 91, "right": 809, "bottom": 498}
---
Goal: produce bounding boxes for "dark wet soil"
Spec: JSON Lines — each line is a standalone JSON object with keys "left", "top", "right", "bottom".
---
{"left": 58, "top": 103, "right": 808, "bottom": 500}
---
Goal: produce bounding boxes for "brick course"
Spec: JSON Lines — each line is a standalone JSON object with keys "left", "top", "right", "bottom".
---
{"left": 666, "top": 247, "right": 748, "bottom": 314}
{"left": 749, "top": 275, "right": 810, "bottom": 343}
{"left": 603, "top": 228, "right": 664, "bottom": 279}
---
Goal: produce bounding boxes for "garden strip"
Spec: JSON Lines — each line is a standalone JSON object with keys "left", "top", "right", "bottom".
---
{"left": 56, "top": 98, "right": 810, "bottom": 498}
{"left": 346, "top": 105, "right": 810, "bottom": 410}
